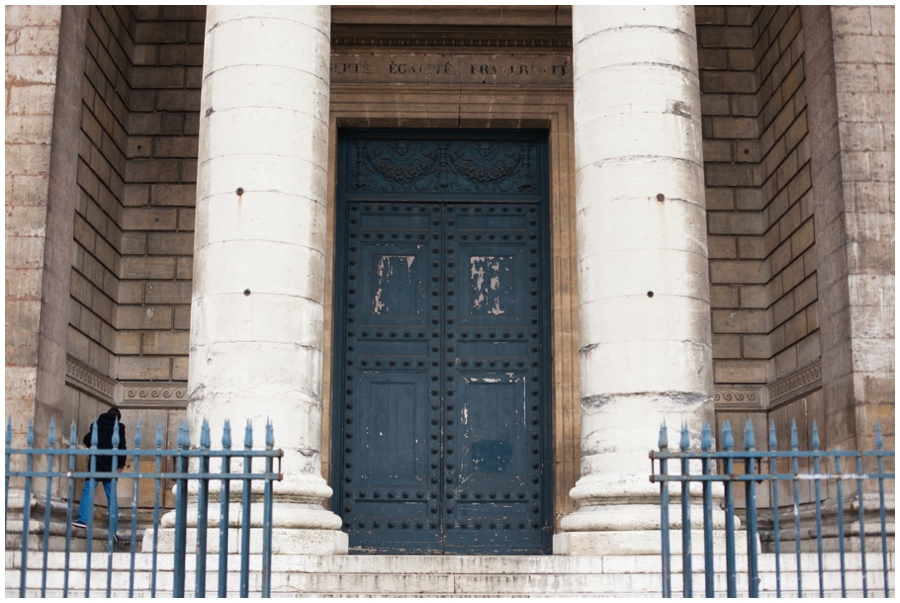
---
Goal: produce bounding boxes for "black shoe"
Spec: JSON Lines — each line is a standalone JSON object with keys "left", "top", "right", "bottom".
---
{"left": 71, "top": 520, "right": 87, "bottom": 529}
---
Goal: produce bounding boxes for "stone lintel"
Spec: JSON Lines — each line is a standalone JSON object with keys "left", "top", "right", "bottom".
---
{"left": 331, "top": 52, "right": 572, "bottom": 86}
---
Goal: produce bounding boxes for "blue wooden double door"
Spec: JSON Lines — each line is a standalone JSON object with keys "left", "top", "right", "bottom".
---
{"left": 332, "top": 130, "right": 552, "bottom": 554}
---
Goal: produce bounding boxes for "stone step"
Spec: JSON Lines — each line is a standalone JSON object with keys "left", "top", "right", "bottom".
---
{"left": 5, "top": 552, "right": 895, "bottom": 597}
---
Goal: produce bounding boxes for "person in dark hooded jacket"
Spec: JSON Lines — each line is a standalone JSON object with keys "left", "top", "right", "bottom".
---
{"left": 71, "top": 408, "right": 128, "bottom": 540}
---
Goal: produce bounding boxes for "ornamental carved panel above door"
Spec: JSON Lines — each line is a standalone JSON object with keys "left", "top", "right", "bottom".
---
{"left": 332, "top": 130, "right": 552, "bottom": 554}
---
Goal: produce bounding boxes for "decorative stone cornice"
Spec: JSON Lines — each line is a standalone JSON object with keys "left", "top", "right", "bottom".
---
{"left": 714, "top": 361, "right": 823, "bottom": 412}
{"left": 331, "top": 24, "right": 572, "bottom": 50}
{"left": 119, "top": 383, "right": 188, "bottom": 409}
{"left": 767, "top": 360, "right": 822, "bottom": 409}
{"left": 713, "top": 386, "right": 767, "bottom": 411}
{"left": 65, "top": 357, "right": 115, "bottom": 404}
{"left": 64, "top": 355, "right": 188, "bottom": 409}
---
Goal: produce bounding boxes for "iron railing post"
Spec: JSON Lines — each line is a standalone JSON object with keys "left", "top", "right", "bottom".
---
{"left": 219, "top": 420, "right": 233, "bottom": 597}
{"left": 128, "top": 421, "right": 142, "bottom": 597}
{"left": 658, "top": 423, "right": 671, "bottom": 598}
{"left": 768, "top": 421, "right": 781, "bottom": 597}
{"left": 106, "top": 418, "right": 121, "bottom": 597}
{"left": 240, "top": 421, "right": 253, "bottom": 598}
{"left": 700, "top": 423, "right": 714, "bottom": 598}
{"left": 19, "top": 420, "right": 34, "bottom": 598}
{"left": 856, "top": 451, "right": 868, "bottom": 597}
{"left": 679, "top": 423, "right": 692, "bottom": 598}
{"left": 40, "top": 419, "right": 56, "bottom": 596}
{"left": 64, "top": 422, "right": 77, "bottom": 597}
{"left": 722, "top": 420, "right": 736, "bottom": 598}
{"left": 811, "top": 422, "right": 824, "bottom": 597}
{"left": 173, "top": 422, "right": 189, "bottom": 597}
{"left": 876, "top": 423, "right": 889, "bottom": 597}
{"left": 743, "top": 420, "right": 759, "bottom": 597}
{"left": 150, "top": 420, "right": 163, "bottom": 597}
{"left": 790, "top": 419, "right": 802, "bottom": 597}
{"left": 835, "top": 454, "right": 847, "bottom": 597}
{"left": 263, "top": 421, "right": 275, "bottom": 598}
{"left": 196, "top": 420, "right": 211, "bottom": 597}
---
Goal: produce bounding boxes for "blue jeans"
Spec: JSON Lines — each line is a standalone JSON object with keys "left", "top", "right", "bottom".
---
{"left": 76, "top": 478, "right": 118, "bottom": 535}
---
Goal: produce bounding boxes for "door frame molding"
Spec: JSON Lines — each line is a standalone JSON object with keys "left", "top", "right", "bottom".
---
{"left": 322, "top": 85, "right": 580, "bottom": 535}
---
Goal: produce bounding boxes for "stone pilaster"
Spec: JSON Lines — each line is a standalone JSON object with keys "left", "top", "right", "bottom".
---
{"left": 179, "top": 5, "right": 344, "bottom": 554}
{"left": 555, "top": 6, "right": 716, "bottom": 555}
{"left": 6, "top": 6, "right": 87, "bottom": 450}
{"left": 803, "top": 5, "right": 895, "bottom": 456}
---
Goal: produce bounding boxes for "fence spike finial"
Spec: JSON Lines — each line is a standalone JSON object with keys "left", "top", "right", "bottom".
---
{"left": 701, "top": 422, "right": 712, "bottom": 452}
{"left": 6, "top": 417, "right": 11, "bottom": 447}
{"left": 112, "top": 416, "right": 120, "bottom": 448}
{"left": 69, "top": 421, "right": 77, "bottom": 450}
{"left": 266, "top": 419, "right": 274, "bottom": 449}
{"left": 135, "top": 420, "right": 142, "bottom": 450}
{"left": 200, "top": 419, "right": 211, "bottom": 450}
{"left": 722, "top": 420, "right": 733, "bottom": 452}
{"left": 27, "top": 419, "right": 34, "bottom": 448}
{"left": 90, "top": 418, "right": 98, "bottom": 448}
{"left": 812, "top": 420, "right": 820, "bottom": 450}
{"left": 744, "top": 419, "right": 755, "bottom": 451}
{"left": 680, "top": 422, "right": 690, "bottom": 452}
{"left": 48, "top": 418, "right": 55, "bottom": 448}
{"left": 790, "top": 419, "right": 798, "bottom": 451}
{"left": 156, "top": 419, "right": 164, "bottom": 449}
{"left": 658, "top": 421, "right": 668, "bottom": 450}
{"left": 244, "top": 420, "right": 253, "bottom": 449}
{"left": 177, "top": 421, "right": 188, "bottom": 450}
{"left": 222, "top": 419, "right": 232, "bottom": 449}
{"left": 876, "top": 422, "right": 883, "bottom": 449}
{"left": 769, "top": 421, "right": 777, "bottom": 451}
{"left": 111, "top": 416, "right": 121, "bottom": 470}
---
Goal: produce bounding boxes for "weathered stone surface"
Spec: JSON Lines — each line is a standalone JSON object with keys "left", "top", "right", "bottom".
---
{"left": 563, "top": 6, "right": 714, "bottom": 555}
{"left": 186, "top": 5, "right": 343, "bottom": 555}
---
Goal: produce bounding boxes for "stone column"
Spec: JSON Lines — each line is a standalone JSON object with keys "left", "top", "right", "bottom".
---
{"left": 188, "top": 5, "right": 345, "bottom": 554}
{"left": 555, "top": 6, "right": 714, "bottom": 555}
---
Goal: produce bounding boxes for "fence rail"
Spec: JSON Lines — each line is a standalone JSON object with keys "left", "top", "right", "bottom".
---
{"left": 5, "top": 416, "right": 282, "bottom": 598}
{"left": 651, "top": 419, "right": 894, "bottom": 598}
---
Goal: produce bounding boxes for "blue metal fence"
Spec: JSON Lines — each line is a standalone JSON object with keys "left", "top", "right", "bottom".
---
{"left": 651, "top": 420, "right": 894, "bottom": 598}
{"left": 5, "top": 416, "right": 282, "bottom": 598}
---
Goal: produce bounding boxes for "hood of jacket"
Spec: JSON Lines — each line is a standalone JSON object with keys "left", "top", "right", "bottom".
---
{"left": 97, "top": 413, "right": 120, "bottom": 428}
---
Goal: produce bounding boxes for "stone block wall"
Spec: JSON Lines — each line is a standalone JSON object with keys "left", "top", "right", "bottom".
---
{"left": 118, "top": 6, "right": 203, "bottom": 389}
{"left": 699, "top": 6, "right": 824, "bottom": 451}
{"left": 56, "top": 6, "right": 204, "bottom": 502}
{"left": 66, "top": 6, "right": 131, "bottom": 430}
{"left": 755, "top": 6, "right": 817, "bottom": 384}
{"left": 698, "top": 5, "right": 769, "bottom": 389}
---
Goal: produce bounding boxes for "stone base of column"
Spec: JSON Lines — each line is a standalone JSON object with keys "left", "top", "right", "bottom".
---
{"left": 553, "top": 476, "right": 748, "bottom": 555}
{"left": 144, "top": 526, "right": 347, "bottom": 555}
{"left": 553, "top": 528, "right": 748, "bottom": 556}
{"left": 143, "top": 502, "right": 347, "bottom": 555}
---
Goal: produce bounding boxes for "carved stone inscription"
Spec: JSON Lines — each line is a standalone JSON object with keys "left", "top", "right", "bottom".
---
{"left": 331, "top": 54, "right": 572, "bottom": 86}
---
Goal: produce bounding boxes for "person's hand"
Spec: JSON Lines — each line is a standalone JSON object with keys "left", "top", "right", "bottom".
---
{"left": 117, "top": 468, "right": 125, "bottom": 473}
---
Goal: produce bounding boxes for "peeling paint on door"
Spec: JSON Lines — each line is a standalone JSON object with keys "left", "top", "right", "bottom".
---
{"left": 373, "top": 254, "right": 417, "bottom": 315}
{"left": 470, "top": 256, "right": 513, "bottom": 315}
